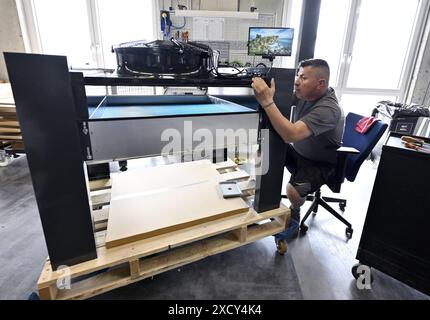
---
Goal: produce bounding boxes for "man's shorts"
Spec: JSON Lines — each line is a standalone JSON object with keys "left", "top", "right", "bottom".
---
{"left": 285, "top": 144, "right": 336, "bottom": 197}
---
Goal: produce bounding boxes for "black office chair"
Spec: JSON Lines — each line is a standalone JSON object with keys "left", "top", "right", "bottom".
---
{"left": 297, "top": 112, "right": 388, "bottom": 238}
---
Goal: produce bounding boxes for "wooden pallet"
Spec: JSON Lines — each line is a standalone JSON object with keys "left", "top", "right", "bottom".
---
{"left": 0, "top": 84, "right": 23, "bottom": 151}
{"left": 37, "top": 164, "right": 290, "bottom": 300}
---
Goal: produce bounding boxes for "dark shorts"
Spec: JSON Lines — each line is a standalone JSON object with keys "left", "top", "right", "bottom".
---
{"left": 285, "top": 144, "right": 336, "bottom": 197}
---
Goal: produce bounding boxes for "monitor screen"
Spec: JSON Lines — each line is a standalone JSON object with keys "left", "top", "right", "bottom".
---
{"left": 248, "top": 27, "right": 294, "bottom": 57}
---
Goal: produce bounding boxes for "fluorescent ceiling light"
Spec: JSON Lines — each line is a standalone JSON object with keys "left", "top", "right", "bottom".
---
{"left": 173, "top": 10, "right": 259, "bottom": 19}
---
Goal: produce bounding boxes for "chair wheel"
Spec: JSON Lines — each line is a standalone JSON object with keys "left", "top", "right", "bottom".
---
{"left": 339, "top": 202, "right": 346, "bottom": 211}
{"left": 276, "top": 239, "right": 288, "bottom": 255}
{"left": 300, "top": 224, "right": 308, "bottom": 233}
{"left": 346, "top": 227, "right": 353, "bottom": 238}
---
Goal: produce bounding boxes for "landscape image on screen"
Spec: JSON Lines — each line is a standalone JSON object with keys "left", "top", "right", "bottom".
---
{"left": 248, "top": 28, "right": 294, "bottom": 56}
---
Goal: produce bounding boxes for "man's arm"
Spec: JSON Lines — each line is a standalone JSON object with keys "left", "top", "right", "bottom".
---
{"left": 263, "top": 104, "right": 312, "bottom": 143}
{"left": 252, "top": 77, "right": 312, "bottom": 143}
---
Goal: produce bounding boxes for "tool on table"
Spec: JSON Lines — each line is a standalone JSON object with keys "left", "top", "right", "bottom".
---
{"left": 403, "top": 142, "right": 430, "bottom": 154}
{"left": 219, "top": 181, "right": 242, "bottom": 198}
{"left": 401, "top": 136, "right": 430, "bottom": 148}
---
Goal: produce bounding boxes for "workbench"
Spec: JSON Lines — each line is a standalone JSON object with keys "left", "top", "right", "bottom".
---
{"left": 5, "top": 53, "right": 295, "bottom": 284}
{"left": 354, "top": 133, "right": 430, "bottom": 295}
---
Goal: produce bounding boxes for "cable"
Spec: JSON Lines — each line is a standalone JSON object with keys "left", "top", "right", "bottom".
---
{"left": 267, "top": 60, "right": 274, "bottom": 76}
{"left": 171, "top": 17, "right": 186, "bottom": 29}
{"left": 210, "top": 66, "right": 248, "bottom": 78}
{"left": 172, "top": 0, "right": 187, "bottom": 29}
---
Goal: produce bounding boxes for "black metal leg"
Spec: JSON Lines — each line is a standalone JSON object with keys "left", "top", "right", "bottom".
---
{"left": 306, "top": 195, "right": 315, "bottom": 201}
{"left": 301, "top": 198, "right": 318, "bottom": 226}
{"left": 322, "top": 196, "right": 346, "bottom": 204}
{"left": 119, "top": 160, "right": 128, "bottom": 172}
{"left": 318, "top": 199, "right": 352, "bottom": 229}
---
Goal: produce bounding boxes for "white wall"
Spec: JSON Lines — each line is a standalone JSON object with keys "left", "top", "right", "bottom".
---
{"left": 0, "top": 0, "right": 25, "bottom": 82}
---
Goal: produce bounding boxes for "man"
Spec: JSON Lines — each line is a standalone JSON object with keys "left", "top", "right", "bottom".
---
{"left": 251, "top": 59, "right": 344, "bottom": 254}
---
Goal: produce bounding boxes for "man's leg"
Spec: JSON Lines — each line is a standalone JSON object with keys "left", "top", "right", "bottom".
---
{"left": 275, "top": 183, "right": 310, "bottom": 254}
{"left": 286, "top": 183, "right": 305, "bottom": 209}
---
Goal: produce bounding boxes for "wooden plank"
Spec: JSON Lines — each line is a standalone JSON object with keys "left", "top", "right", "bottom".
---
{"left": 105, "top": 160, "right": 250, "bottom": 248}
{"left": 109, "top": 159, "right": 221, "bottom": 198}
{"left": 0, "top": 114, "right": 18, "bottom": 121}
{"left": 94, "top": 221, "right": 108, "bottom": 232}
{"left": 92, "top": 207, "right": 109, "bottom": 223}
{"left": 0, "top": 120, "right": 20, "bottom": 127}
{"left": 219, "top": 169, "right": 250, "bottom": 181}
{"left": 0, "top": 105, "right": 16, "bottom": 112}
{"left": 38, "top": 285, "right": 58, "bottom": 300}
{"left": 55, "top": 266, "right": 131, "bottom": 300}
{"left": 105, "top": 181, "right": 249, "bottom": 248}
{"left": 237, "top": 179, "right": 255, "bottom": 192}
{"left": 0, "top": 127, "right": 20, "bottom": 133}
{"left": 51, "top": 215, "right": 287, "bottom": 300}
{"left": 89, "top": 179, "right": 112, "bottom": 191}
{"left": 0, "top": 134, "right": 21, "bottom": 139}
{"left": 214, "top": 158, "right": 237, "bottom": 170}
{"left": 37, "top": 205, "right": 289, "bottom": 288}
{"left": 95, "top": 230, "right": 107, "bottom": 248}
{"left": 233, "top": 226, "right": 247, "bottom": 242}
{"left": 91, "top": 192, "right": 111, "bottom": 208}
{"left": 129, "top": 260, "right": 140, "bottom": 280}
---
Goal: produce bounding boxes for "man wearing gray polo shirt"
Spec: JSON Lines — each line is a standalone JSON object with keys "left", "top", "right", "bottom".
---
{"left": 252, "top": 59, "right": 345, "bottom": 254}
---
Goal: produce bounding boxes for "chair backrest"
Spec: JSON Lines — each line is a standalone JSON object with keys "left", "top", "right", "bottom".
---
{"left": 342, "top": 112, "right": 388, "bottom": 182}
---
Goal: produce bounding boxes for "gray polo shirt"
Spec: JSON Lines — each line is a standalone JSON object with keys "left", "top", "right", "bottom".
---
{"left": 292, "top": 88, "right": 345, "bottom": 165}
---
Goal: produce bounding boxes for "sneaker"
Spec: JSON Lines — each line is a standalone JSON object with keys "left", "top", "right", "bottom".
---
{"left": 274, "top": 218, "right": 300, "bottom": 242}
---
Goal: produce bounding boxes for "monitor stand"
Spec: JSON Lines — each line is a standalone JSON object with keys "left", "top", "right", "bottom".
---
{"left": 262, "top": 55, "right": 276, "bottom": 63}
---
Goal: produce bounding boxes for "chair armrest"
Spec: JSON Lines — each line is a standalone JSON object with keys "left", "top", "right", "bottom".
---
{"left": 329, "top": 147, "right": 359, "bottom": 193}
{"left": 337, "top": 146, "right": 359, "bottom": 154}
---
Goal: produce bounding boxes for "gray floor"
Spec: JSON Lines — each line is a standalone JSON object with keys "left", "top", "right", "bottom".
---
{"left": 0, "top": 155, "right": 428, "bottom": 300}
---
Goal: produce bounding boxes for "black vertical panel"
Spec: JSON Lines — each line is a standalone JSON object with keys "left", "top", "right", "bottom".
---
{"left": 356, "top": 139, "right": 430, "bottom": 296}
{"left": 253, "top": 68, "right": 296, "bottom": 212}
{"left": 296, "top": 0, "right": 321, "bottom": 64}
{"left": 70, "top": 72, "right": 89, "bottom": 120}
{"left": 4, "top": 53, "right": 97, "bottom": 270}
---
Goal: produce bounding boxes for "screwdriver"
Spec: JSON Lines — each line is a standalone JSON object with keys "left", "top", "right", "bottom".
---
{"left": 403, "top": 142, "right": 430, "bottom": 154}
{"left": 401, "top": 136, "right": 430, "bottom": 147}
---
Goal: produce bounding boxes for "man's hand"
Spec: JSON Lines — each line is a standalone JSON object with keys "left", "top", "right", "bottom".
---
{"left": 251, "top": 77, "right": 276, "bottom": 108}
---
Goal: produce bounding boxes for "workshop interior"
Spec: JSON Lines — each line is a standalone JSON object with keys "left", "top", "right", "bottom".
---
{"left": 1, "top": 0, "right": 430, "bottom": 302}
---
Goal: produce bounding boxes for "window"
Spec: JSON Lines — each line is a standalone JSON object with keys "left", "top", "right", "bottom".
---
{"left": 33, "top": 0, "right": 94, "bottom": 67}
{"left": 96, "top": 0, "right": 155, "bottom": 69}
{"left": 314, "top": 0, "right": 428, "bottom": 113}
{"left": 31, "top": 0, "right": 156, "bottom": 69}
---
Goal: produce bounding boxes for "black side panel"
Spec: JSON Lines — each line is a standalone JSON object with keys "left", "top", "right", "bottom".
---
{"left": 296, "top": 0, "right": 321, "bottom": 64}
{"left": 253, "top": 68, "right": 296, "bottom": 212}
{"left": 356, "top": 141, "right": 430, "bottom": 295}
{"left": 70, "top": 72, "right": 89, "bottom": 120}
{"left": 4, "top": 53, "right": 97, "bottom": 270}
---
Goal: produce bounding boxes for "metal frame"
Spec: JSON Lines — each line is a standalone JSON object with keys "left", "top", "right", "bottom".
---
{"left": 5, "top": 51, "right": 296, "bottom": 269}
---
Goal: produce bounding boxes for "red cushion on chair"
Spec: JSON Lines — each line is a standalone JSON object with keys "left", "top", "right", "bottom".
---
{"left": 355, "top": 116, "right": 379, "bottom": 134}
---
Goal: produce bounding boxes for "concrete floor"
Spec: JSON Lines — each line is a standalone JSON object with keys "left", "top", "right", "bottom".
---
{"left": 0, "top": 155, "right": 428, "bottom": 300}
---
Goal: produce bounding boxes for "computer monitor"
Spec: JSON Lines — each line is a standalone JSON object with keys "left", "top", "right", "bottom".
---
{"left": 248, "top": 27, "right": 294, "bottom": 57}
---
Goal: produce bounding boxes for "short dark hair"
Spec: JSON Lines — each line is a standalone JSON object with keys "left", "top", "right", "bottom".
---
{"left": 298, "top": 58, "right": 330, "bottom": 82}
